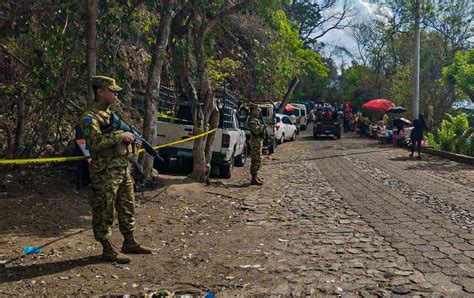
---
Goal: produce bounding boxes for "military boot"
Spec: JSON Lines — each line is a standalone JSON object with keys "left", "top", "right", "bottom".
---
{"left": 250, "top": 175, "right": 263, "bottom": 186}
{"left": 122, "top": 232, "right": 153, "bottom": 254}
{"left": 100, "top": 239, "right": 131, "bottom": 264}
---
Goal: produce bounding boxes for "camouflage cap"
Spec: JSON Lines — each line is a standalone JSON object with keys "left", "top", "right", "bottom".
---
{"left": 90, "top": 75, "right": 123, "bottom": 92}
{"left": 249, "top": 103, "right": 261, "bottom": 111}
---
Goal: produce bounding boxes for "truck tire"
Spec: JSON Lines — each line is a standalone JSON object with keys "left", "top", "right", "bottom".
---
{"left": 153, "top": 156, "right": 170, "bottom": 172}
{"left": 234, "top": 145, "right": 247, "bottom": 167}
{"left": 291, "top": 131, "right": 296, "bottom": 141}
{"left": 336, "top": 133, "right": 341, "bottom": 139}
{"left": 279, "top": 134, "right": 285, "bottom": 144}
{"left": 220, "top": 162, "right": 233, "bottom": 179}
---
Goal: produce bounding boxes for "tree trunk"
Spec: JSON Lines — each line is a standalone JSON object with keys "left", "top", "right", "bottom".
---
{"left": 13, "top": 95, "right": 26, "bottom": 158}
{"left": 191, "top": 27, "right": 215, "bottom": 183}
{"left": 86, "top": 0, "right": 97, "bottom": 102}
{"left": 204, "top": 106, "right": 219, "bottom": 179}
{"left": 412, "top": 0, "right": 421, "bottom": 119}
{"left": 141, "top": 0, "right": 174, "bottom": 180}
{"left": 278, "top": 77, "right": 300, "bottom": 114}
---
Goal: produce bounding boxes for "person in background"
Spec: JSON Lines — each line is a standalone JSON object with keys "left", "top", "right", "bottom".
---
{"left": 323, "top": 108, "right": 332, "bottom": 121}
{"left": 248, "top": 104, "right": 265, "bottom": 186}
{"left": 383, "top": 113, "right": 389, "bottom": 125}
{"left": 410, "top": 114, "right": 427, "bottom": 158}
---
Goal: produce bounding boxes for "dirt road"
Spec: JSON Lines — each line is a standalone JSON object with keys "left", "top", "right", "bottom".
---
{"left": 1, "top": 128, "right": 473, "bottom": 296}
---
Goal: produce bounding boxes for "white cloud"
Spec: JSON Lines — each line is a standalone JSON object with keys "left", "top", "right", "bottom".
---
{"left": 318, "top": 0, "right": 382, "bottom": 67}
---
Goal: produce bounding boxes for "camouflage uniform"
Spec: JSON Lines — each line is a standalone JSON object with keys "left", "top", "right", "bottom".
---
{"left": 249, "top": 116, "right": 265, "bottom": 176}
{"left": 82, "top": 100, "right": 135, "bottom": 242}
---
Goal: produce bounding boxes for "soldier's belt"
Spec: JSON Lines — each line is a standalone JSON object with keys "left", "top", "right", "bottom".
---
{"left": 0, "top": 128, "right": 217, "bottom": 165}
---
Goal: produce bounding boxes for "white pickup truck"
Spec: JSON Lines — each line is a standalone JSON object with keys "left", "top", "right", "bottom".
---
{"left": 154, "top": 90, "right": 247, "bottom": 178}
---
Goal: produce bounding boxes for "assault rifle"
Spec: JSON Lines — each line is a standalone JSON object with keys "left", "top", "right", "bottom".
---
{"left": 110, "top": 112, "right": 162, "bottom": 160}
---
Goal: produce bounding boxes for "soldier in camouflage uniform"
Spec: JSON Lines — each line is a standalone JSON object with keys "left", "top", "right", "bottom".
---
{"left": 248, "top": 104, "right": 265, "bottom": 186}
{"left": 82, "top": 76, "right": 153, "bottom": 264}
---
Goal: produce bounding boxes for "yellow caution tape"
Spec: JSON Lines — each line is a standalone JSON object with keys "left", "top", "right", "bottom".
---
{"left": 157, "top": 113, "right": 193, "bottom": 124}
{"left": 0, "top": 128, "right": 218, "bottom": 166}
{"left": 140, "top": 127, "right": 217, "bottom": 152}
{"left": 0, "top": 155, "right": 86, "bottom": 165}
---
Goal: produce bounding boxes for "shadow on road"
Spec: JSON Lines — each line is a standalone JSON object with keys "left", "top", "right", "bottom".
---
{"left": 0, "top": 256, "right": 102, "bottom": 283}
{"left": 219, "top": 182, "right": 251, "bottom": 189}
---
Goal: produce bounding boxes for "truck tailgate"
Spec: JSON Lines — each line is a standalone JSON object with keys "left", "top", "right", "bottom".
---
{"left": 156, "top": 121, "right": 223, "bottom": 150}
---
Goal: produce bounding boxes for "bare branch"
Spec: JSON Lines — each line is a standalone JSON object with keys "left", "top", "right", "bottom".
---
{"left": 204, "top": 0, "right": 254, "bottom": 36}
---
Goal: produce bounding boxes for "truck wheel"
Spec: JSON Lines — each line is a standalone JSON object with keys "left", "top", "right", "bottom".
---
{"left": 313, "top": 133, "right": 318, "bottom": 140}
{"left": 336, "top": 133, "right": 341, "bottom": 139}
{"left": 234, "top": 145, "right": 247, "bottom": 167}
{"left": 153, "top": 156, "right": 170, "bottom": 172}
{"left": 179, "top": 158, "right": 193, "bottom": 173}
{"left": 291, "top": 131, "right": 296, "bottom": 141}
{"left": 220, "top": 162, "right": 233, "bottom": 179}
{"left": 280, "top": 134, "right": 285, "bottom": 144}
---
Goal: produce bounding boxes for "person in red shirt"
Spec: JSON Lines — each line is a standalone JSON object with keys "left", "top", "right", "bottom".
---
{"left": 323, "top": 109, "right": 332, "bottom": 121}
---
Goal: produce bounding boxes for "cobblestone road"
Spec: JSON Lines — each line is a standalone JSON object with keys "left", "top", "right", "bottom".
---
{"left": 224, "top": 130, "right": 474, "bottom": 296}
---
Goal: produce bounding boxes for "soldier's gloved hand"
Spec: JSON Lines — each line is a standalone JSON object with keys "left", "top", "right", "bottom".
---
{"left": 120, "top": 132, "right": 135, "bottom": 143}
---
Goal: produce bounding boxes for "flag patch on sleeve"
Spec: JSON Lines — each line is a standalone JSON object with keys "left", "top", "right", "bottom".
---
{"left": 83, "top": 117, "right": 93, "bottom": 124}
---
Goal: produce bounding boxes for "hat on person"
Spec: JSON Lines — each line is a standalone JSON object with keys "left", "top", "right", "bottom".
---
{"left": 249, "top": 103, "right": 261, "bottom": 111}
{"left": 90, "top": 75, "right": 123, "bottom": 92}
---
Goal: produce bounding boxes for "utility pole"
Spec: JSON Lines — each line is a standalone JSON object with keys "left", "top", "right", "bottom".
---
{"left": 412, "top": 0, "right": 420, "bottom": 119}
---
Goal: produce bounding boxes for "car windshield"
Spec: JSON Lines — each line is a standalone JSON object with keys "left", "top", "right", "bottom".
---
{"left": 284, "top": 110, "right": 299, "bottom": 117}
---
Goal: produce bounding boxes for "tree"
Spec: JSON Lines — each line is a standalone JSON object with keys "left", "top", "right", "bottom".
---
{"left": 170, "top": 0, "right": 254, "bottom": 183}
{"left": 425, "top": 0, "right": 473, "bottom": 53}
{"left": 442, "top": 49, "right": 474, "bottom": 102}
{"left": 141, "top": 0, "right": 175, "bottom": 180}
{"left": 285, "top": 0, "right": 353, "bottom": 47}
{"left": 86, "top": 0, "right": 97, "bottom": 102}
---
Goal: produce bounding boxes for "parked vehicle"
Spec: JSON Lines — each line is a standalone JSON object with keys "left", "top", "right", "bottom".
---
{"left": 238, "top": 103, "right": 277, "bottom": 154}
{"left": 313, "top": 107, "right": 342, "bottom": 139}
{"left": 155, "top": 86, "right": 247, "bottom": 179}
{"left": 290, "top": 103, "right": 308, "bottom": 130}
{"left": 275, "top": 113, "right": 297, "bottom": 144}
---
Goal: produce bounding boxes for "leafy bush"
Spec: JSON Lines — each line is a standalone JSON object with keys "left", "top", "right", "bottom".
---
{"left": 428, "top": 113, "right": 473, "bottom": 156}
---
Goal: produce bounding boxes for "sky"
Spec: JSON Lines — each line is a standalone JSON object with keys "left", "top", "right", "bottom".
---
{"left": 318, "top": 0, "right": 380, "bottom": 67}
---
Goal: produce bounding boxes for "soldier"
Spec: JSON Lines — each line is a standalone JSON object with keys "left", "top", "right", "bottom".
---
{"left": 248, "top": 104, "right": 265, "bottom": 186}
{"left": 82, "top": 75, "right": 153, "bottom": 264}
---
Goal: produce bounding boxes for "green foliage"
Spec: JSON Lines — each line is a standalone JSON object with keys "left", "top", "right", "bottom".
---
{"left": 441, "top": 49, "right": 474, "bottom": 101}
{"left": 253, "top": 9, "right": 327, "bottom": 99}
{"left": 428, "top": 113, "right": 473, "bottom": 156}
{"left": 340, "top": 64, "right": 379, "bottom": 108}
{"left": 208, "top": 57, "right": 241, "bottom": 88}
{"left": 425, "top": 133, "right": 440, "bottom": 150}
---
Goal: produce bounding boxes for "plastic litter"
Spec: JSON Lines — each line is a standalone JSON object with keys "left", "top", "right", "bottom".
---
{"left": 204, "top": 292, "right": 215, "bottom": 298}
{"left": 23, "top": 246, "right": 43, "bottom": 255}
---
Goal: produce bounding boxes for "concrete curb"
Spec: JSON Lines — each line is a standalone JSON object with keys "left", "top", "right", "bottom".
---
{"left": 423, "top": 147, "right": 474, "bottom": 165}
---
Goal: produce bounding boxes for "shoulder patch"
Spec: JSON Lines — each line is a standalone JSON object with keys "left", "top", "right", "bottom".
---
{"left": 83, "top": 117, "right": 93, "bottom": 124}
{"left": 83, "top": 127, "right": 92, "bottom": 136}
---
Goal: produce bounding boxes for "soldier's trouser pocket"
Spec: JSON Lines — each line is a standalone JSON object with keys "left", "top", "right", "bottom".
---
{"left": 88, "top": 168, "right": 124, "bottom": 241}
{"left": 115, "top": 166, "right": 136, "bottom": 235}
